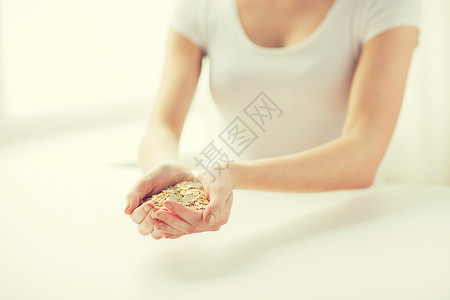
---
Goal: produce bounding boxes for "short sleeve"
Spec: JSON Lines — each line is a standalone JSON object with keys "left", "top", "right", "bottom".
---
{"left": 360, "top": 0, "right": 421, "bottom": 44}
{"left": 169, "top": 0, "right": 207, "bottom": 51}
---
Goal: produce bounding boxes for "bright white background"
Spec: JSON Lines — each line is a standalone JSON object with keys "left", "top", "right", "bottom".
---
{"left": 0, "top": 1, "right": 449, "bottom": 299}
{"left": 0, "top": 0, "right": 171, "bottom": 119}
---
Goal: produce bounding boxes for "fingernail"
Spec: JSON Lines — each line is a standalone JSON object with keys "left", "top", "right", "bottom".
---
{"left": 151, "top": 210, "right": 156, "bottom": 218}
{"left": 157, "top": 213, "right": 166, "bottom": 221}
{"left": 143, "top": 205, "right": 151, "bottom": 212}
{"left": 206, "top": 214, "right": 216, "bottom": 226}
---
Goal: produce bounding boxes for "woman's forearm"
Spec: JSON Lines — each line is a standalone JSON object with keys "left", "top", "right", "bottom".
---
{"left": 229, "top": 135, "right": 383, "bottom": 192}
{"left": 138, "top": 125, "right": 182, "bottom": 173}
{"left": 137, "top": 30, "right": 204, "bottom": 174}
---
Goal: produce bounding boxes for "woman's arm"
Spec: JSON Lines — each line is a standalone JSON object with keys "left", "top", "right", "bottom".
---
{"left": 229, "top": 26, "right": 419, "bottom": 192}
{"left": 124, "top": 30, "right": 203, "bottom": 219}
{"left": 149, "top": 26, "right": 420, "bottom": 239}
{"left": 138, "top": 30, "right": 203, "bottom": 173}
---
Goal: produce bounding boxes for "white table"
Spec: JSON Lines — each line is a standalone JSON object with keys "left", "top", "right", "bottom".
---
{"left": 1, "top": 121, "right": 449, "bottom": 300}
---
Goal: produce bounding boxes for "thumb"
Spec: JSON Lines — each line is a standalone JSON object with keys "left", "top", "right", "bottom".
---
{"left": 202, "top": 185, "right": 228, "bottom": 226}
{"left": 124, "top": 176, "right": 153, "bottom": 215}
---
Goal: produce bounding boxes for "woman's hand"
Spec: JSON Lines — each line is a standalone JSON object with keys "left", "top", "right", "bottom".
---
{"left": 124, "top": 161, "right": 196, "bottom": 239}
{"left": 152, "top": 163, "right": 234, "bottom": 239}
{"left": 124, "top": 161, "right": 194, "bottom": 214}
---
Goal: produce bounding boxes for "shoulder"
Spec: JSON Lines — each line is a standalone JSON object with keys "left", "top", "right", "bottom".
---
{"left": 170, "top": 0, "right": 227, "bottom": 52}
{"left": 172, "top": 0, "right": 223, "bottom": 15}
{"left": 356, "top": 0, "right": 421, "bottom": 22}
{"left": 354, "top": 0, "right": 421, "bottom": 45}
{"left": 171, "top": 0, "right": 227, "bottom": 29}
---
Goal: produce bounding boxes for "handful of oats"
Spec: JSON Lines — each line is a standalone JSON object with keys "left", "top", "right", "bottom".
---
{"left": 141, "top": 181, "right": 209, "bottom": 210}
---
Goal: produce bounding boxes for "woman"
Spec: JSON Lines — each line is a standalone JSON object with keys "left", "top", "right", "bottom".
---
{"left": 124, "top": 0, "right": 420, "bottom": 239}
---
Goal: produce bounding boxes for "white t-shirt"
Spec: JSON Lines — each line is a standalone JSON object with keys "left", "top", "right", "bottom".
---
{"left": 170, "top": 0, "right": 421, "bottom": 161}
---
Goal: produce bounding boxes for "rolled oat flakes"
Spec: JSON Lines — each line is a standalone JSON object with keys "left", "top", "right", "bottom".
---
{"left": 141, "top": 181, "right": 209, "bottom": 210}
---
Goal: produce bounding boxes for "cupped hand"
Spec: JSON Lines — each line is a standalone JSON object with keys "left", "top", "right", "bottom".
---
{"left": 124, "top": 161, "right": 195, "bottom": 239}
{"left": 152, "top": 163, "right": 234, "bottom": 239}
{"left": 124, "top": 161, "right": 194, "bottom": 215}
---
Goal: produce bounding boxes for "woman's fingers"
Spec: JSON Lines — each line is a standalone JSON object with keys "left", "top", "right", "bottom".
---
{"left": 224, "top": 192, "right": 233, "bottom": 213}
{"left": 154, "top": 210, "right": 192, "bottom": 234}
{"left": 124, "top": 164, "right": 195, "bottom": 215}
{"left": 151, "top": 230, "right": 164, "bottom": 240}
{"left": 164, "top": 234, "right": 184, "bottom": 239}
{"left": 124, "top": 175, "right": 154, "bottom": 215}
{"left": 126, "top": 161, "right": 232, "bottom": 239}
{"left": 216, "top": 191, "right": 233, "bottom": 225}
{"left": 136, "top": 209, "right": 186, "bottom": 238}
{"left": 137, "top": 210, "right": 156, "bottom": 236}
{"left": 162, "top": 200, "right": 203, "bottom": 225}
{"left": 124, "top": 191, "right": 141, "bottom": 215}
{"left": 153, "top": 220, "right": 186, "bottom": 235}
{"left": 130, "top": 202, "right": 154, "bottom": 224}
{"left": 203, "top": 185, "right": 232, "bottom": 226}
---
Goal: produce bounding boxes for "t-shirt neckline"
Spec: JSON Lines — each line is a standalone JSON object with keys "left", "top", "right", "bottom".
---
{"left": 231, "top": 0, "right": 339, "bottom": 54}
